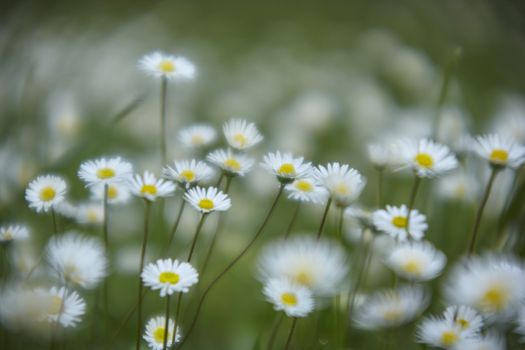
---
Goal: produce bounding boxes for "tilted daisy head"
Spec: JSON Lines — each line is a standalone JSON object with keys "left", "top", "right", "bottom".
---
{"left": 473, "top": 134, "right": 525, "bottom": 169}
{"left": 223, "top": 119, "right": 263, "bottom": 151}
{"left": 417, "top": 317, "right": 470, "bottom": 349}
{"left": 141, "top": 258, "right": 199, "bottom": 297}
{"left": 207, "top": 148, "right": 255, "bottom": 177}
{"left": 443, "top": 305, "right": 484, "bottom": 335}
{"left": 41, "top": 286, "right": 86, "bottom": 328}
{"left": 90, "top": 182, "right": 131, "bottom": 205}
{"left": 179, "top": 124, "right": 217, "bottom": 149}
{"left": 397, "top": 138, "right": 458, "bottom": 178}
{"left": 163, "top": 159, "right": 214, "bottom": 189}
{"left": 385, "top": 240, "right": 446, "bottom": 282}
{"left": 129, "top": 171, "right": 175, "bottom": 202}
{"left": 314, "top": 162, "right": 366, "bottom": 208}
{"left": 25, "top": 175, "right": 67, "bottom": 213}
{"left": 143, "top": 316, "right": 181, "bottom": 350}
{"left": 262, "top": 151, "right": 312, "bottom": 184}
{"left": 258, "top": 235, "right": 348, "bottom": 297}
{"left": 184, "top": 186, "right": 231, "bottom": 214}
{"left": 78, "top": 156, "right": 133, "bottom": 187}
{"left": 353, "top": 285, "right": 429, "bottom": 330}
{"left": 46, "top": 232, "right": 108, "bottom": 289}
{"left": 0, "top": 224, "right": 29, "bottom": 245}
{"left": 262, "top": 278, "right": 314, "bottom": 318}
{"left": 139, "top": 51, "right": 196, "bottom": 81}
{"left": 285, "top": 177, "right": 328, "bottom": 204}
{"left": 372, "top": 204, "right": 428, "bottom": 241}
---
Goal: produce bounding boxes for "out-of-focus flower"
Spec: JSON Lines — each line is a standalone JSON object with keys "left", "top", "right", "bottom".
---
{"left": 262, "top": 278, "right": 314, "bottom": 318}
{"left": 314, "top": 163, "right": 366, "bottom": 208}
{"left": 163, "top": 159, "right": 214, "bottom": 189}
{"left": 78, "top": 157, "right": 133, "bottom": 187}
{"left": 223, "top": 119, "right": 263, "bottom": 151}
{"left": 385, "top": 241, "right": 446, "bottom": 281}
{"left": 261, "top": 151, "right": 312, "bottom": 184}
{"left": 184, "top": 186, "right": 231, "bottom": 214}
{"left": 139, "top": 52, "right": 196, "bottom": 81}
{"left": 129, "top": 171, "right": 175, "bottom": 202}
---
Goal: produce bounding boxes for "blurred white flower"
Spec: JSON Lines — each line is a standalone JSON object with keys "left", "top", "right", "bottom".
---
{"left": 42, "top": 286, "right": 86, "bottom": 328}
{"left": 261, "top": 151, "right": 312, "bottom": 184}
{"left": 207, "top": 149, "right": 254, "bottom": 177}
{"left": 143, "top": 316, "right": 181, "bottom": 350}
{"left": 436, "top": 172, "right": 479, "bottom": 202}
{"left": 385, "top": 241, "right": 446, "bottom": 281}
{"left": 396, "top": 138, "right": 458, "bottom": 178}
{"left": 472, "top": 134, "right": 525, "bottom": 169}
{"left": 223, "top": 119, "right": 263, "bottom": 151}
{"left": 90, "top": 182, "right": 131, "bottom": 205}
{"left": 179, "top": 124, "right": 217, "bottom": 149}
{"left": 0, "top": 224, "right": 29, "bottom": 245}
{"left": 285, "top": 177, "right": 328, "bottom": 204}
{"left": 163, "top": 159, "right": 214, "bottom": 189}
{"left": 129, "top": 171, "right": 175, "bottom": 202}
{"left": 184, "top": 186, "right": 231, "bottom": 214}
{"left": 263, "top": 278, "right": 314, "bottom": 318}
{"left": 78, "top": 157, "right": 133, "bottom": 187}
{"left": 139, "top": 51, "right": 196, "bottom": 81}
{"left": 75, "top": 203, "right": 104, "bottom": 225}
{"left": 314, "top": 162, "right": 366, "bottom": 208}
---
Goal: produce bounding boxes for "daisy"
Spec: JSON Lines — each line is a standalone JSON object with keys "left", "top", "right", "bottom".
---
{"left": 163, "top": 159, "right": 214, "bottom": 189}
{"left": 141, "top": 258, "right": 199, "bottom": 297}
{"left": 129, "top": 171, "right": 175, "bottom": 202}
{"left": 285, "top": 177, "right": 328, "bottom": 204}
{"left": 75, "top": 203, "right": 104, "bottom": 225}
{"left": 78, "top": 156, "right": 133, "bottom": 187}
{"left": 417, "top": 317, "right": 470, "bottom": 349}
{"left": 436, "top": 172, "right": 479, "bottom": 202}
{"left": 258, "top": 235, "right": 348, "bottom": 296}
{"left": 46, "top": 232, "right": 108, "bottom": 289}
{"left": 184, "top": 186, "right": 231, "bottom": 214}
{"left": 444, "top": 255, "right": 525, "bottom": 320}
{"left": 179, "top": 124, "right": 217, "bottom": 149}
{"left": 207, "top": 149, "right": 255, "bottom": 177}
{"left": 372, "top": 204, "right": 428, "bottom": 240}
{"left": 443, "top": 305, "right": 483, "bottom": 334}
{"left": 368, "top": 143, "right": 390, "bottom": 169}
{"left": 90, "top": 182, "right": 131, "bottom": 205}
{"left": 143, "top": 316, "right": 181, "bottom": 350}
{"left": 473, "top": 134, "right": 525, "bottom": 169}
{"left": 25, "top": 175, "right": 67, "bottom": 213}
{"left": 223, "top": 119, "right": 263, "bottom": 150}
{"left": 385, "top": 241, "right": 446, "bottom": 281}
{"left": 139, "top": 51, "right": 196, "bottom": 81}
{"left": 314, "top": 163, "right": 366, "bottom": 208}
{"left": 43, "top": 286, "right": 86, "bottom": 328}
{"left": 262, "top": 278, "right": 314, "bottom": 318}
{"left": 353, "top": 285, "right": 429, "bottom": 330}
{"left": 397, "top": 138, "right": 458, "bottom": 178}
{"left": 0, "top": 225, "right": 29, "bottom": 245}
{"left": 261, "top": 151, "right": 312, "bottom": 184}
{"left": 0, "top": 285, "right": 52, "bottom": 333}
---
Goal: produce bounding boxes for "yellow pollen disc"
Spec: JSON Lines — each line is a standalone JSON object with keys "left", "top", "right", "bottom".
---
{"left": 107, "top": 185, "right": 118, "bottom": 199}
{"left": 334, "top": 183, "right": 349, "bottom": 195}
{"left": 295, "top": 180, "right": 313, "bottom": 192}
{"left": 190, "top": 135, "right": 204, "bottom": 145}
{"left": 159, "top": 271, "right": 180, "bottom": 284}
{"left": 383, "top": 309, "right": 401, "bottom": 321}
{"left": 3, "top": 231, "right": 13, "bottom": 240}
{"left": 158, "top": 60, "right": 175, "bottom": 73}
{"left": 391, "top": 216, "right": 407, "bottom": 228}
{"left": 64, "top": 264, "right": 82, "bottom": 285}
{"left": 440, "top": 331, "right": 458, "bottom": 346}
{"left": 48, "top": 295, "right": 63, "bottom": 315}
{"left": 87, "top": 210, "right": 99, "bottom": 223}
{"left": 224, "top": 158, "right": 241, "bottom": 171}
{"left": 278, "top": 163, "right": 296, "bottom": 176}
{"left": 481, "top": 286, "right": 508, "bottom": 311}
{"left": 402, "top": 260, "right": 422, "bottom": 275}
{"left": 295, "top": 271, "right": 313, "bottom": 286}
{"left": 233, "top": 133, "right": 247, "bottom": 147}
{"left": 456, "top": 318, "right": 469, "bottom": 329}
{"left": 489, "top": 149, "right": 508, "bottom": 164}
{"left": 198, "top": 199, "right": 214, "bottom": 210}
{"left": 281, "top": 292, "right": 298, "bottom": 306}
{"left": 39, "top": 187, "right": 56, "bottom": 201}
{"left": 180, "top": 170, "right": 195, "bottom": 182}
{"left": 96, "top": 168, "right": 115, "bottom": 179}
{"left": 141, "top": 184, "right": 157, "bottom": 196}
{"left": 153, "top": 327, "right": 166, "bottom": 343}
{"left": 415, "top": 153, "right": 434, "bottom": 168}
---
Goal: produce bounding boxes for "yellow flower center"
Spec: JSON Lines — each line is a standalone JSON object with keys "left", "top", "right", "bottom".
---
{"left": 391, "top": 216, "right": 407, "bottom": 228}
{"left": 440, "top": 330, "right": 458, "bottom": 346}
{"left": 278, "top": 163, "right": 296, "bottom": 176}
{"left": 295, "top": 180, "right": 313, "bottom": 192}
{"left": 141, "top": 184, "right": 157, "bottom": 196}
{"left": 3, "top": 231, "right": 13, "bottom": 240}
{"left": 233, "top": 133, "right": 247, "bottom": 147}
{"left": 96, "top": 168, "right": 115, "bottom": 179}
{"left": 402, "top": 260, "right": 422, "bottom": 275}
{"left": 224, "top": 158, "right": 241, "bottom": 171}
{"left": 415, "top": 153, "right": 434, "bottom": 168}
{"left": 107, "top": 185, "right": 118, "bottom": 199}
{"left": 48, "top": 295, "right": 63, "bottom": 315}
{"left": 281, "top": 292, "right": 298, "bottom": 306}
{"left": 159, "top": 271, "right": 180, "bottom": 284}
{"left": 456, "top": 318, "right": 469, "bottom": 330}
{"left": 39, "top": 187, "right": 56, "bottom": 201}
{"left": 190, "top": 135, "right": 204, "bottom": 146}
{"left": 198, "top": 199, "right": 214, "bottom": 210}
{"left": 180, "top": 170, "right": 195, "bottom": 182}
{"left": 481, "top": 286, "right": 509, "bottom": 311}
{"left": 334, "top": 183, "right": 349, "bottom": 195}
{"left": 153, "top": 327, "right": 166, "bottom": 343}
{"left": 87, "top": 209, "right": 99, "bottom": 223}
{"left": 383, "top": 309, "right": 402, "bottom": 321}
{"left": 158, "top": 60, "right": 175, "bottom": 73}
{"left": 489, "top": 149, "right": 509, "bottom": 164}
{"left": 295, "top": 271, "right": 313, "bottom": 286}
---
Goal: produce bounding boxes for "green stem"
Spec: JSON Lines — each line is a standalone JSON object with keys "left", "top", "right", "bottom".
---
{"left": 284, "top": 202, "right": 301, "bottom": 240}
{"left": 162, "top": 295, "right": 171, "bottom": 350}
{"left": 136, "top": 201, "right": 151, "bottom": 350}
{"left": 51, "top": 208, "right": 58, "bottom": 235}
{"left": 283, "top": 318, "right": 297, "bottom": 350}
{"left": 165, "top": 198, "right": 186, "bottom": 255}
{"left": 266, "top": 313, "right": 284, "bottom": 350}
{"left": 186, "top": 214, "right": 208, "bottom": 263}
{"left": 160, "top": 77, "right": 168, "bottom": 166}
{"left": 337, "top": 207, "right": 344, "bottom": 241}
{"left": 406, "top": 176, "right": 421, "bottom": 235}
{"left": 102, "top": 184, "right": 109, "bottom": 339}
{"left": 316, "top": 198, "right": 332, "bottom": 240}
{"left": 171, "top": 293, "right": 183, "bottom": 345}
{"left": 377, "top": 168, "right": 384, "bottom": 208}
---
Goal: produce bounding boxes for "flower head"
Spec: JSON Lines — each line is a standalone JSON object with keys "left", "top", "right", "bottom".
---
{"left": 223, "top": 119, "right": 263, "bottom": 150}
{"left": 314, "top": 163, "right": 366, "bottom": 208}
{"left": 0, "top": 225, "right": 29, "bottom": 245}
{"left": 473, "top": 134, "right": 525, "bottom": 169}
{"left": 262, "top": 151, "right": 312, "bottom": 184}
{"left": 184, "top": 186, "right": 231, "bottom": 214}
{"left": 179, "top": 124, "right": 217, "bottom": 149}
{"left": 385, "top": 241, "right": 446, "bottom": 281}
{"left": 139, "top": 51, "right": 196, "bottom": 81}
{"left": 42, "top": 286, "right": 86, "bottom": 328}
{"left": 143, "top": 316, "right": 181, "bottom": 350}
{"left": 397, "top": 138, "right": 458, "bottom": 178}
{"left": 207, "top": 149, "right": 255, "bottom": 177}
{"left": 75, "top": 203, "right": 104, "bottom": 225}
{"left": 263, "top": 278, "right": 314, "bottom": 318}
{"left": 285, "top": 177, "right": 328, "bottom": 204}
{"left": 78, "top": 157, "right": 133, "bottom": 187}
{"left": 90, "top": 182, "right": 131, "bottom": 205}
{"left": 129, "top": 171, "right": 175, "bottom": 202}
{"left": 163, "top": 160, "right": 214, "bottom": 189}
{"left": 417, "top": 317, "right": 469, "bottom": 349}
{"left": 368, "top": 143, "right": 390, "bottom": 169}
{"left": 443, "top": 305, "right": 483, "bottom": 335}
{"left": 372, "top": 204, "right": 428, "bottom": 241}
{"left": 25, "top": 175, "right": 67, "bottom": 213}
{"left": 141, "top": 258, "right": 199, "bottom": 297}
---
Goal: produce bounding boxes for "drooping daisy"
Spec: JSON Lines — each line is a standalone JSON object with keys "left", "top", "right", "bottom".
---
{"left": 353, "top": 285, "right": 429, "bottom": 330}
{"left": 143, "top": 316, "right": 181, "bottom": 350}
{"left": 372, "top": 204, "right": 428, "bottom": 241}
{"left": 78, "top": 156, "right": 133, "bottom": 187}
{"left": 184, "top": 186, "right": 231, "bottom": 214}
{"left": 258, "top": 235, "right": 348, "bottom": 296}
{"left": 473, "top": 134, "right": 525, "bottom": 169}
{"left": 444, "top": 255, "right": 525, "bottom": 320}
{"left": 139, "top": 51, "right": 196, "bottom": 81}
{"left": 261, "top": 151, "right": 312, "bottom": 184}
{"left": 417, "top": 317, "right": 470, "bottom": 349}
{"left": 385, "top": 241, "right": 446, "bottom": 281}
{"left": 179, "top": 124, "right": 217, "bottom": 149}
{"left": 46, "top": 232, "right": 108, "bottom": 289}
{"left": 223, "top": 119, "right": 263, "bottom": 151}
{"left": 314, "top": 162, "right": 366, "bottom": 208}
{"left": 443, "top": 305, "right": 483, "bottom": 335}
{"left": 454, "top": 332, "right": 505, "bottom": 350}
{"left": 90, "top": 182, "right": 131, "bottom": 205}
{"left": 42, "top": 286, "right": 86, "bottom": 328}
{"left": 285, "top": 177, "right": 328, "bottom": 204}
{"left": 0, "top": 225, "right": 29, "bottom": 245}
{"left": 207, "top": 149, "right": 255, "bottom": 177}
{"left": 262, "top": 278, "right": 314, "bottom": 318}
{"left": 129, "top": 171, "right": 175, "bottom": 202}
{"left": 163, "top": 159, "right": 214, "bottom": 189}
{"left": 25, "top": 175, "right": 67, "bottom": 213}
{"left": 75, "top": 203, "right": 104, "bottom": 225}
{"left": 368, "top": 143, "right": 390, "bottom": 169}
{"left": 397, "top": 138, "right": 458, "bottom": 178}
{"left": 141, "top": 258, "right": 199, "bottom": 297}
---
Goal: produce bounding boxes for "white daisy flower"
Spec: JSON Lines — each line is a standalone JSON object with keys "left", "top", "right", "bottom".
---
{"left": 141, "top": 258, "right": 199, "bottom": 297}
{"left": 129, "top": 171, "right": 175, "bottom": 202}
{"left": 372, "top": 204, "right": 428, "bottom": 241}
{"left": 444, "top": 255, "right": 525, "bottom": 320}
{"left": 163, "top": 159, "right": 214, "bottom": 189}
{"left": 223, "top": 119, "right": 263, "bottom": 150}
{"left": 184, "top": 186, "right": 231, "bottom": 214}
{"left": 0, "top": 225, "right": 29, "bottom": 245}
{"left": 54, "top": 201, "right": 77, "bottom": 219}
{"left": 368, "top": 143, "right": 390, "bottom": 169}
{"left": 473, "top": 134, "right": 525, "bottom": 169}
{"left": 261, "top": 151, "right": 312, "bottom": 184}
{"left": 417, "top": 317, "right": 470, "bottom": 349}
{"left": 314, "top": 163, "right": 366, "bottom": 208}
{"left": 143, "top": 316, "right": 181, "bottom": 350}
{"left": 0, "top": 285, "right": 52, "bottom": 333}
{"left": 179, "top": 124, "right": 217, "bottom": 149}
{"left": 90, "top": 182, "right": 131, "bottom": 205}
{"left": 397, "top": 138, "right": 458, "bottom": 178}
{"left": 139, "top": 51, "right": 196, "bottom": 81}
{"left": 42, "top": 286, "right": 86, "bottom": 328}
{"left": 385, "top": 241, "right": 446, "bottom": 281}
{"left": 353, "top": 285, "right": 429, "bottom": 330}
{"left": 443, "top": 305, "right": 483, "bottom": 334}
{"left": 75, "top": 203, "right": 104, "bottom": 225}
{"left": 78, "top": 156, "right": 133, "bottom": 187}
{"left": 207, "top": 149, "right": 255, "bottom": 177}
{"left": 262, "top": 278, "right": 314, "bottom": 318}
{"left": 436, "top": 172, "right": 479, "bottom": 202}
{"left": 258, "top": 235, "right": 348, "bottom": 296}
{"left": 454, "top": 332, "right": 505, "bottom": 350}
{"left": 285, "top": 177, "right": 328, "bottom": 204}
{"left": 25, "top": 175, "right": 67, "bottom": 213}
{"left": 46, "top": 232, "right": 108, "bottom": 289}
